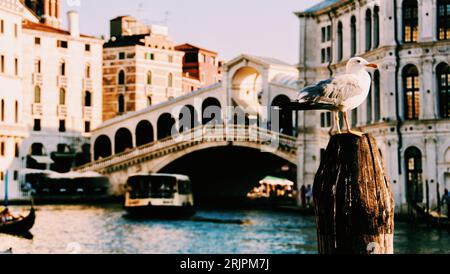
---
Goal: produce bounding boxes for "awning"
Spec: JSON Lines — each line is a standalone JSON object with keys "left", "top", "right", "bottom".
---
{"left": 30, "top": 155, "right": 54, "bottom": 165}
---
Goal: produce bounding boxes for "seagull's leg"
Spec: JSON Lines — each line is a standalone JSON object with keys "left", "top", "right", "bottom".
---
{"left": 343, "top": 111, "right": 363, "bottom": 136}
{"left": 335, "top": 111, "right": 342, "bottom": 134}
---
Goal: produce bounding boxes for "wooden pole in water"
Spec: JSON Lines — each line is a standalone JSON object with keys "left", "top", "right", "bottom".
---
{"left": 313, "top": 133, "right": 394, "bottom": 254}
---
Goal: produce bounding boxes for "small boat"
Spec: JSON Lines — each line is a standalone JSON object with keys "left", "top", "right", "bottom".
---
{"left": 0, "top": 171, "right": 35, "bottom": 236}
{"left": 124, "top": 173, "right": 195, "bottom": 218}
{"left": 246, "top": 176, "right": 298, "bottom": 208}
{"left": 0, "top": 206, "right": 35, "bottom": 236}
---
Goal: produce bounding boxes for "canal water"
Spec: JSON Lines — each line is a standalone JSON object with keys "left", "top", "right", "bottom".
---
{"left": 1, "top": 205, "right": 449, "bottom": 254}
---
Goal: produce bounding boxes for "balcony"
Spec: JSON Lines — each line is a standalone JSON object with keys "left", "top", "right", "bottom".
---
{"left": 117, "top": 85, "right": 126, "bottom": 93}
{"left": 145, "top": 85, "right": 153, "bottom": 95}
{"left": 32, "top": 73, "right": 43, "bottom": 85}
{"left": 57, "top": 105, "right": 67, "bottom": 117}
{"left": 83, "top": 78, "right": 93, "bottom": 90}
{"left": 57, "top": 75, "right": 68, "bottom": 88}
{"left": 83, "top": 106, "right": 92, "bottom": 120}
{"left": 32, "top": 103, "right": 43, "bottom": 116}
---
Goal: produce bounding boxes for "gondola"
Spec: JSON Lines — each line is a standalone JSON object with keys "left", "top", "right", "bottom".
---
{"left": 0, "top": 206, "right": 35, "bottom": 236}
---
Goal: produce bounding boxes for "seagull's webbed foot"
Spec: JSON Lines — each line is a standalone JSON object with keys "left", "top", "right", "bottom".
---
{"left": 347, "top": 129, "right": 364, "bottom": 137}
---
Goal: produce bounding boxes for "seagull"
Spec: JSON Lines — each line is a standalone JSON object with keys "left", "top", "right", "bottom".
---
{"left": 288, "top": 57, "right": 378, "bottom": 136}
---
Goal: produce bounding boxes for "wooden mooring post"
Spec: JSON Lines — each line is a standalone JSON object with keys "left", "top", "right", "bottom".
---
{"left": 313, "top": 133, "right": 394, "bottom": 254}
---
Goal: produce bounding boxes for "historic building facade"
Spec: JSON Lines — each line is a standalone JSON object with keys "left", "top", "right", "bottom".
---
{"left": 296, "top": 0, "right": 450, "bottom": 212}
{"left": 0, "top": 0, "right": 103, "bottom": 199}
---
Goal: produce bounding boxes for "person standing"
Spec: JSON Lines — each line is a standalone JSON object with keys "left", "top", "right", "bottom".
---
{"left": 300, "top": 185, "right": 306, "bottom": 208}
{"left": 442, "top": 189, "right": 450, "bottom": 216}
{"left": 305, "top": 185, "right": 313, "bottom": 207}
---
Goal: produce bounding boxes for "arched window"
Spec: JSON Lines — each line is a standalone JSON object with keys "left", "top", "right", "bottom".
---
{"left": 84, "top": 91, "right": 92, "bottom": 107}
{"left": 14, "top": 101, "right": 18, "bottom": 123}
{"left": 367, "top": 78, "right": 373, "bottom": 123}
{"left": 157, "top": 113, "right": 176, "bottom": 139}
{"left": 271, "top": 95, "right": 294, "bottom": 136}
{"left": 147, "top": 70, "right": 152, "bottom": 85}
{"left": 118, "top": 70, "right": 125, "bottom": 85}
{"left": 35, "top": 59, "right": 41, "bottom": 73}
{"left": 438, "top": 0, "right": 450, "bottom": 40}
{"left": 114, "top": 128, "right": 133, "bottom": 154}
{"left": 365, "top": 9, "right": 372, "bottom": 52}
{"left": 350, "top": 16, "right": 357, "bottom": 57}
{"left": 135, "top": 120, "right": 154, "bottom": 146}
{"left": 94, "top": 135, "right": 112, "bottom": 160}
{"left": 337, "top": 21, "right": 343, "bottom": 61}
{"left": 403, "top": 0, "right": 418, "bottom": 43}
{"left": 405, "top": 147, "right": 423, "bottom": 203}
{"left": 147, "top": 96, "right": 152, "bottom": 106}
{"left": 60, "top": 61, "right": 65, "bottom": 76}
{"left": 374, "top": 6, "right": 380, "bottom": 48}
{"left": 403, "top": 65, "right": 420, "bottom": 120}
{"left": 34, "top": 86, "right": 41, "bottom": 103}
{"left": 168, "top": 73, "right": 173, "bottom": 88}
{"left": 373, "top": 70, "right": 381, "bottom": 121}
{"left": 85, "top": 64, "right": 91, "bottom": 79}
{"left": 59, "top": 88, "right": 66, "bottom": 105}
{"left": 437, "top": 62, "right": 450, "bottom": 118}
{"left": 118, "top": 94, "right": 125, "bottom": 113}
{"left": 0, "top": 99, "right": 4, "bottom": 122}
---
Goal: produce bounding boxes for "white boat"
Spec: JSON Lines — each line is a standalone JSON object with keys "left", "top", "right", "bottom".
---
{"left": 124, "top": 173, "right": 195, "bottom": 218}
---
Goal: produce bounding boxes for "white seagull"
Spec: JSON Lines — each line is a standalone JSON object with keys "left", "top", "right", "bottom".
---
{"left": 293, "top": 57, "right": 378, "bottom": 136}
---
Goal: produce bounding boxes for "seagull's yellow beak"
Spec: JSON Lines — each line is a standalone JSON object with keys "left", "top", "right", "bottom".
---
{"left": 366, "top": 63, "right": 378, "bottom": 69}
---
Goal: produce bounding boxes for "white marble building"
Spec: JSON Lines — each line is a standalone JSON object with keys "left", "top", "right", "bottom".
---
{"left": 0, "top": 0, "right": 103, "bottom": 199}
{"left": 296, "top": 0, "right": 450, "bottom": 212}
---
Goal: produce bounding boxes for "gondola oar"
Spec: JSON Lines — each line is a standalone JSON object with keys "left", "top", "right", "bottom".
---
{"left": 4, "top": 170, "right": 8, "bottom": 208}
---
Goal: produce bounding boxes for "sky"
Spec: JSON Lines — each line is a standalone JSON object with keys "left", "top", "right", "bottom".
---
{"left": 61, "top": 0, "right": 322, "bottom": 65}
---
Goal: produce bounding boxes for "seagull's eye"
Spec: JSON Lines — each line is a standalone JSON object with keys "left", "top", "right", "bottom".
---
{"left": 357, "top": 60, "right": 361, "bottom": 63}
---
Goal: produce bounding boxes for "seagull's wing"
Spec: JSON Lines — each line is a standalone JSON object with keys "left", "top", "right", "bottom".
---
{"left": 298, "top": 74, "right": 363, "bottom": 104}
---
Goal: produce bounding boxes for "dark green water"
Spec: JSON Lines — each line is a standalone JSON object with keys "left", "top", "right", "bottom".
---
{"left": 0, "top": 205, "right": 449, "bottom": 254}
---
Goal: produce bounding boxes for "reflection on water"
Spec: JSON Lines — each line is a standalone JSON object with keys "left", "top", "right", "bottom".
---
{"left": 0, "top": 205, "right": 449, "bottom": 254}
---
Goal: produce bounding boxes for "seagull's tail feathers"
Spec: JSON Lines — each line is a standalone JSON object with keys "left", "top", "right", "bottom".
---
{"left": 278, "top": 101, "right": 337, "bottom": 111}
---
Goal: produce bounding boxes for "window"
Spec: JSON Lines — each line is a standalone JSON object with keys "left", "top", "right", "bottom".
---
{"left": 60, "top": 61, "right": 66, "bottom": 76}
{"left": 199, "top": 53, "right": 206, "bottom": 63}
{"left": 374, "top": 70, "right": 381, "bottom": 121}
{"left": 326, "top": 47, "right": 331, "bottom": 62}
{"left": 437, "top": 63, "right": 450, "bottom": 118}
{"left": 34, "top": 86, "right": 41, "bottom": 103}
{"left": 85, "top": 44, "right": 91, "bottom": 52}
{"left": 59, "top": 88, "right": 66, "bottom": 105}
{"left": 147, "top": 96, "right": 152, "bottom": 106}
{"left": 84, "top": 121, "right": 90, "bottom": 133}
{"left": 57, "top": 40, "right": 68, "bottom": 48}
{"left": 201, "top": 73, "right": 205, "bottom": 83}
{"left": 0, "top": 55, "right": 4, "bottom": 73}
{"left": 321, "top": 27, "right": 326, "bottom": 43}
{"left": 351, "top": 16, "right": 357, "bottom": 57}
{"left": 337, "top": 21, "right": 343, "bottom": 61}
{"left": 403, "top": 0, "right": 418, "bottom": 43}
{"left": 326, "top": 25, "right": 331, "bottom": 41}
{"left": 374, "top": 6, "right": 380, "bottom": 48}
{"left": 0, "top": 99, "right": 4, "bottom": 122}
{"left": 168, "top": 55, "right": 173, "bottom": 63}
{"left": 0, "top": 20, "right": 3, "bottom": 34}
{"left": 145, "top": 53, "right": 154, "bottom": 60}
{"left": 35, "top": 59, "right": 41, "bottom": 73}
{"left": 84, "top": 91, "right": 92, "bottom": 107}
{"left": 14, "top": 24, "right": 18, "bottom": 38}
{"left": 13, "top": 171, "right": 18, "bottom": 181}
{"left": 14, "top": 101, "right": 18, "bottom": 123}
{"left": 365, "top": 9, "right": 372, "bottom": 51}
{"left": 168, "top": 73, "right": 173, "bottom": 88}
{"left": 59, "top": 120, "right": 66, "bottom": 132}
{"left": 119, "top": 52, "right": 126, "bottom": 60}
{"left": 0, "top": 142, "right": 4, "bottom": 156}
{"left": 403, "top": 65, "right": 420, "bottom": 120}
{"left": 320, "top": 112, "right": 331, "bottom": 128}
{"left": 405, "top": 147, "right": 423, "bottom": 203}
{"left": 35, "top": 37, "right": 41, "bottom": 45}
{"left": 0, "top": 172, "right": 3, "bottom": 181}
{"left": 367, "top": 80, "right": 373, "bottom": 123}
{"left": 14, "top": 58, "right": 18, "bottom": 76}
{"left": 14, "top": 143, "right": 19, "bottom": 158}
{"left": 85, "top": 65, "right": 90, "bottom": 78}
{"left": 33, "top": 119, "right": 41, "bottom": 131}
{"left": 438, "top": 0, "right": 450, "bottom": 40}
{"left": 321, "top": 48, "right": 326, "bottom": 63}
{"left": 118, "top": 94, "right": 125, "bottom": 113}
{"left": 351, "top": 108, "right": 358, "bottom": 127}
{"left": 147, "top": 71, "right": 152, "bottom": 85}
{"left": 118, "top": 70, "right": 125, "bottom": 85}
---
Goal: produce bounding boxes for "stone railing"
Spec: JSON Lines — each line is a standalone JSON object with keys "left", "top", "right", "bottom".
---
{"left": 74, "top": 125, "right": 298, "bottom": 173}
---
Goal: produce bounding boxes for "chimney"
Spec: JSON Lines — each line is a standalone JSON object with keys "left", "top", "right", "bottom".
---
{"left": 67, "top": 11, "right": 79, "bottom": 38}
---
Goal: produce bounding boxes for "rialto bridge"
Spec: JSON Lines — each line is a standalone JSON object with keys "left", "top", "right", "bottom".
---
{"left": 75, "top": 55, "right": 314, "bottom": 204}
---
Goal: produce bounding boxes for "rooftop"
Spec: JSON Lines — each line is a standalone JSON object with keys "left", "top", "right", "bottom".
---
{"left": 296, "top": 0, "right": 351, "bottom": 17}
{"left": 304, "top": 0, "right": 341, "bottom": 12}
{"left": 175, "top": 43, "right": 218, "bottom": 55}
{"left": 22, "top": 20, "right": 98, "bottom": 39}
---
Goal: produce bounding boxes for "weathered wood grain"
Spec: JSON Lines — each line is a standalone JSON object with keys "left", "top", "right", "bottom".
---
{"left": 313, "top": 133, "right": 394, "bottom": 254}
